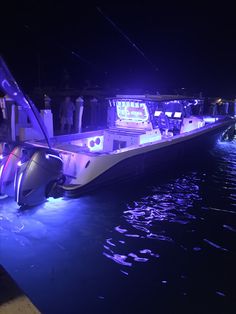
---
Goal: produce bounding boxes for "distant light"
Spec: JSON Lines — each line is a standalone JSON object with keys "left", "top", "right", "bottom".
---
{"left": 0, "top": 154, "right": 3, "bottom": 160}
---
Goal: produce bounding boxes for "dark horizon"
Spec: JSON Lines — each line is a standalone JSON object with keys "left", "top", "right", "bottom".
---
{"left": 1, "top": 2, "right": 236, "bottom": 98}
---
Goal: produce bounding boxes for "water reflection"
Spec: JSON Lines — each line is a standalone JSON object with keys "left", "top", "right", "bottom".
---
{"left": 103, "top": 141, "right": 236, "bottom": 273}
{"left": 103, "top": 173, "right": 202, "bottom": 268}
{"left": 0, "top": 195, "right": 92, "bottom": 271}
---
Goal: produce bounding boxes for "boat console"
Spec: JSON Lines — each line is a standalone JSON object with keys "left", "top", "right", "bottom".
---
{"left": 107, "top": 96, "right": 204, "bottom": 141}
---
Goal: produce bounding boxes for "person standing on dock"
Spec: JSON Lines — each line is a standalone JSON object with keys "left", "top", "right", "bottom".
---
{"left": 74, "top": 96, "right": 84, "bottom": 133}
{"left": 59, "top": 96, "right": 75, "bottom": 134}
{"left": 44, "top": 94, "right": 51, "bottom": 110}
{"left": 90, "top": 97, "right": 98, "bottom": 129}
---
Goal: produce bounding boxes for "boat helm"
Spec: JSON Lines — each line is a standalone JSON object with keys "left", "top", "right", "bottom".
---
{"left": 157, "top": 112, "right": 170, "bottom": 134}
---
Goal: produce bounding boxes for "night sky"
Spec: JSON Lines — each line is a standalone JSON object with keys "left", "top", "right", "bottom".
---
{"left": 1, "top": 1, "right": 236, "bottom": 97}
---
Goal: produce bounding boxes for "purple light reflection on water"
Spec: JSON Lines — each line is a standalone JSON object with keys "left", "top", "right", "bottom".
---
{"left": 102, "top": 173, "right": 202, "bottom": 269}
{"left": 1, "top": 192, "right": 133, "bottom": 313}
{"left": 0, "top": 195, "right": 96, "bottom": 312}
{"left": 99, "top": 140, "right": 236, "bottom": 313}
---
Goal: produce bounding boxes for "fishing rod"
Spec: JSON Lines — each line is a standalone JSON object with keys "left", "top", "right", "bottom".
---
{"left": 96, "top": 6, "right": 159, "bottom": 71}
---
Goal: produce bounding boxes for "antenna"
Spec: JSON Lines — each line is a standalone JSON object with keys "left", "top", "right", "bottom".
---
{"left": 96, "top": 6, "right": 159, "bottom": 71}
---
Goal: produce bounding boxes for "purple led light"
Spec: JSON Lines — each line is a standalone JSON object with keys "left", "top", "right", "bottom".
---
{"left": 16, "top": 172, "right": 23, "bottom": 204}
{"left": 116, "top": 100, "right": 149, "bottom": 122}
{"left": 203, "top": 117, "right": 218, "bottom": 123}
{"left": 87, "top": 136, "right": 103, "bottom": 151}
{"left": 0, "top": 164, "right": 4, "bottom": 178}
{"left": 45, "top": 154, "right": 63, "bottom": 162}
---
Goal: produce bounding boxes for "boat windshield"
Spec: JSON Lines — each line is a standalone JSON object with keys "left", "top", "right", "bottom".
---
{"left": 162, "top": 100, "right": 184, "bottom": 112}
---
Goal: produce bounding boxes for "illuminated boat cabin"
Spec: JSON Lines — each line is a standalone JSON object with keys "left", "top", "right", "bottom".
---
{"left": 72, "top": 95, "right": 205, "bottom": 153}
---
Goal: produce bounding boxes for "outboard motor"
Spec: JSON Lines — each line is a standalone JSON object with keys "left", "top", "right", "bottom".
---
{"left": 15, "top": 148, "right": 64, "bottom": 207}
{"left": 0, "top": 144, "right": 36, "bottom": 197}
{"left": 0, "top": 144, "right": 21, "bottom": 196}
{"left": 0, "top": 142, "right": 12, "bottom": 195}
{"left": 0, "top": 143, "right": 11, "bottom": 171}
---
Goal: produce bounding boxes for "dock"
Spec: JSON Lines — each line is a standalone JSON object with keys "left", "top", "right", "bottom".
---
{"left": 0, "top": 265, "right": 40, "bottom": 313}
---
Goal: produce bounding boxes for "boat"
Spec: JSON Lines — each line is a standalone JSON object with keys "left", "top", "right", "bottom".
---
{"left": 0, "top": 57, "right": 235, "bottom": 207}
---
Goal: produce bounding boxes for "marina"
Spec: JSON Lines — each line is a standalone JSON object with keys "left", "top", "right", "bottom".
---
{"left": 1, "top": 2, "right": 236, "bottom": 312}
{"left": 0, "top": 57, "right": 236, "bottom": 313}
{"left": 0, "top": 57, "right": 235, "bottom": 207}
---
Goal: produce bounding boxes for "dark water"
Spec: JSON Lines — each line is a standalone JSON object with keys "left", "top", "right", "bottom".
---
{"left": 0, "top": 140, "right": 236, "bottom": 313}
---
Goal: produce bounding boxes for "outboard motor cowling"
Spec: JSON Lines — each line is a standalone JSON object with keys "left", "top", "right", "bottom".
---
{"left": 0, "top": 145, "right": 21, "bottom": 196}
{"left": 15, "top": 148, "right": 63, "bottom": 206}
{"left": 0, "top": 144, "right": 38, "bottom": 196}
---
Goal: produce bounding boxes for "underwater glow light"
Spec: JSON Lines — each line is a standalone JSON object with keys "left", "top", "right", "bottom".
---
{"left": 0, "top": 154, "right": 3, "bottom": 160}
{"left": 47, "top": 196, "right": 64, "bottom": 203}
